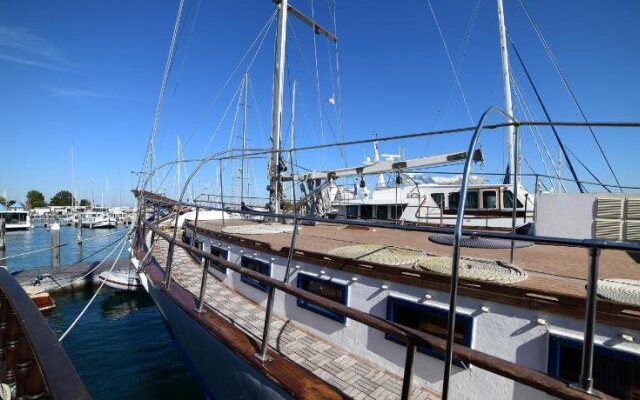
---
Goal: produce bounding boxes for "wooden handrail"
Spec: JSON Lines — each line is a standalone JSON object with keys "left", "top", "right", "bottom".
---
{"left": 144, "top": 220, "right": 604, "bottom": 400}
{"left": 0, "top": 268, "right": 91, "bottom": 399}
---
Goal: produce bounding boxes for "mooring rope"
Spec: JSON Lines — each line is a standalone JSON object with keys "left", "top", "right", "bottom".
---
{"left": 28, "top": 231, "right": 131, "bottom": 295}
{"left": 58, "top": 233, "right": 130, "bottom": 342}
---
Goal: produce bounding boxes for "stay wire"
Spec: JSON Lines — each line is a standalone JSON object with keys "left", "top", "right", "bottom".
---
{"left": 426, "top": 0, "right": 474, "bottom": 125}
{"left": 139, "top": 0, "right": 186, "bottom": 189}
{"left": 518, "top": 0, "right": 622, "bottom": 191}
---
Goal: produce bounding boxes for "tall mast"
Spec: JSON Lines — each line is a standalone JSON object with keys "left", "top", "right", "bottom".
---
{"left": 268, "top": 0, "right": 289, "bottom": 216}
{"left": 496, "top": 0, "right": 516, "bottom": 185}
{"left": 289, "top": 79, "right": 297, "bottom": 201}
{"left": 241, "top": 73, "right": 248, "bottom": 204}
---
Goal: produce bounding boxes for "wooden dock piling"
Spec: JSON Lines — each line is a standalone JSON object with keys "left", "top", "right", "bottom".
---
{"left": 50, "top": 223, "right": 60, "bottom": 271}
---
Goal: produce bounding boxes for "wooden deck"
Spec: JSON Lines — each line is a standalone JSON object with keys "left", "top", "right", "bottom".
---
{"left": 151, "top": 236, "right": 440, "bottom": 400}
{"left": 188, "top": 219, "right": 640, "bottom": 330}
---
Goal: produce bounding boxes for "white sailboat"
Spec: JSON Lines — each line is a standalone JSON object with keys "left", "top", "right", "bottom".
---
{"left": 131, "top": 1, "right": 640, "bottom": 400}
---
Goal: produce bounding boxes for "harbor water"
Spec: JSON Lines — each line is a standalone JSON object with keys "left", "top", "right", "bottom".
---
{"left": 1, "top": 226, "right": 204, "bottom": 399}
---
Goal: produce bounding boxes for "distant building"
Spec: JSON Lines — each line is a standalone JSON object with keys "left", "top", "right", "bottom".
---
{"left": 9, "top": 202, "right": 25, "bottom": 211}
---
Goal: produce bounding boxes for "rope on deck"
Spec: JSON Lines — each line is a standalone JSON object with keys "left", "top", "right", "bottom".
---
{"left": 221, "top": 224, "right": 295, "bottom": 235}
{"left": 328, "top": 244, "right": 426, "bottom": 266}
{"left": 416, "top": 256, "right": 528, "bottom": 284}
{"left": 597, "top": 279, "right": 640, "bottom": 306}
{"left": 428, "top": 233, "right": 533, "bottom": 249}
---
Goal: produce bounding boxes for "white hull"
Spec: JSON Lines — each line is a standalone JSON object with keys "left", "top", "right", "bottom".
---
{"left": 0, "top": 211, "right": 31, "bottom": 230}
{"left": 82, "top": 218, "right": 117, "bottom": 229}
{"left": 98, "top": 271, "right": 140, "bottom": 291}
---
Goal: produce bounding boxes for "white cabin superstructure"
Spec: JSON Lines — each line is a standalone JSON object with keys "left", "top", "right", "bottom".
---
{"left": 0, "top": 210, "right": 31, "bottom": 230}
{"left": 332, "top": 180, "right": 534, "bottom": 230}
{"left": 80, "top": 210, "right": 116, "bottom": 229}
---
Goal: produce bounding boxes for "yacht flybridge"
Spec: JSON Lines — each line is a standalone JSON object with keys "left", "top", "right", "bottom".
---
{"left": 291, "top": 141, "right": 534, "bottom": 231}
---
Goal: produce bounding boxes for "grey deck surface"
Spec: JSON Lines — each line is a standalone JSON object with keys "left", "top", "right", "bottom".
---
{"left": 152, "top": 236, "right": 439, "bottom": 400}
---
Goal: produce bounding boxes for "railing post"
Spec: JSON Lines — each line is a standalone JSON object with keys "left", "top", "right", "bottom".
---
{"left": 193, "top": 205, "right": 200, "bottom": 249}
{"left": 443, "top": 106, "right": 516, "bottom": 400}
{"left": 578, "top": 246, "right": 601, "bottom": 394}
{"left": 257, "top": 286, "right": 276, "bottom": 362}
{"left": 509, "top": 124, "right": 519, "bottom": 264}
{"left": 196, "top": 253, "right": 209, "bottom": 313}
{"left": 283, "top": 217, "right": 300, "bottom": 283}
{"left": 148, "top": 206, "right": 156, "bottom": 252}
{"left": 400, "top": 339, "right": 416, "bottom": 400}
{"left": 219, "top": 160, "right": 225, "bottom": 226}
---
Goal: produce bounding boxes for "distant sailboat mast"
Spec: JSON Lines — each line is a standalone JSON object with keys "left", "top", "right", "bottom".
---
{"left": 496, "top": 0, "right": 517, "bottom": 185}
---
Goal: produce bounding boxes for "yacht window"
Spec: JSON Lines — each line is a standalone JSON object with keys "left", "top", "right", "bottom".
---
{"left": 376, "top": 206, "right": 388, "bottom": 220}
{"left": 346, "top": 205, "right": 358, "bottom": 219}
{"left": 503, "top": 191, "right": 524, "bottom": 208}
{"left": 189, "top": 239, "right": 203, "bottom": 263}
{"left": 482, "top": 190, "right": 498, "bottom": 209}
{"left": 548, "top": 335, "right": 640, "bottom": 399}
{"left": 390, "top": 204, "right": 407, "bottom": 220}
{"left": 386, "top": 297, "right": 472, "bottom": 367}
{"left": 297, "top": 275, "right": 348, "bottom": 323}
{"left": 431, "top": 193, "right": 445, "bottom": 209}
{"left": 208, "top": 245, "right": 228, "bottom": 275}
{"left": 182, "top": 233, "right": 191, "bottom": 246}
{"left": 361, "top": 205, "right": 373, "bottom": 219}
{"left": 448, "top": 192, "right": 459, "bottom": 209}
{"left": 465, "top": 191, "right": 479, "bottom": 209}
{"left": 240, "top": 256, "right": 271, "bottom": 292}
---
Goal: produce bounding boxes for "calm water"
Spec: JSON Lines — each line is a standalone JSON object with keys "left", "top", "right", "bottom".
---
{"left": 1, "top": 225, "right": 130, "bottom": 271}
{"left": 1, "top": 227, "right": 205, "bottom": 399}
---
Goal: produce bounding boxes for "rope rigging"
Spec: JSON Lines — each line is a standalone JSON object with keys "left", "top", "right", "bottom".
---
{"left": 509, "top": 70, "right": 561, "bottom": 192}
{"left": 508, "top": 35, "right": 585, "bottom": 193}
{"left": 58, "top": 232, "right": 131, "bottom": 342}
{"left": 426, "top": 0, "right": 474, "bottom": 125}
{"left": 517, "top": 0, "right": 622, "bottom": 191}
{"left": 139, "top": 0, "right": 186, "bottom": 191}
{"left": 434, "top": 0, "right": 482, "bottom": 129}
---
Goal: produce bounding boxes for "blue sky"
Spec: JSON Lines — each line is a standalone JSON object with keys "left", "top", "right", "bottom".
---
{"left": 0, "top": 0, "right": 638, "bottom": 206}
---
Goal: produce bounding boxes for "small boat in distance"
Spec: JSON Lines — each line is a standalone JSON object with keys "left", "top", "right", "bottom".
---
{"left": 0, "top": 203, "right": 31, "bottom": 230}
{"left": 80, "top": 208, "right": 117, "bottom": 229}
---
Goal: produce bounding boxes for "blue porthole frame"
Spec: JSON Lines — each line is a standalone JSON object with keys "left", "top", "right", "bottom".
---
{"left": 385, "top": 296, "right": 473, "bottom": 368}
{"left": 547, "top": 334, "right": 640, "bottom": 396}
{"left": 208, "top": 245, "right": 229, "bottom": 275}
{"left": 296, "top": 274, "right": 348, "bottom": 324}
{"left": 240, "top": 256, "right": 271, "bottom": 292}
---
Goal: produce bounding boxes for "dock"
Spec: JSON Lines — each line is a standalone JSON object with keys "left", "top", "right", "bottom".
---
{"left": 12, "top": 259, "right": 135, "bottom": 293}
